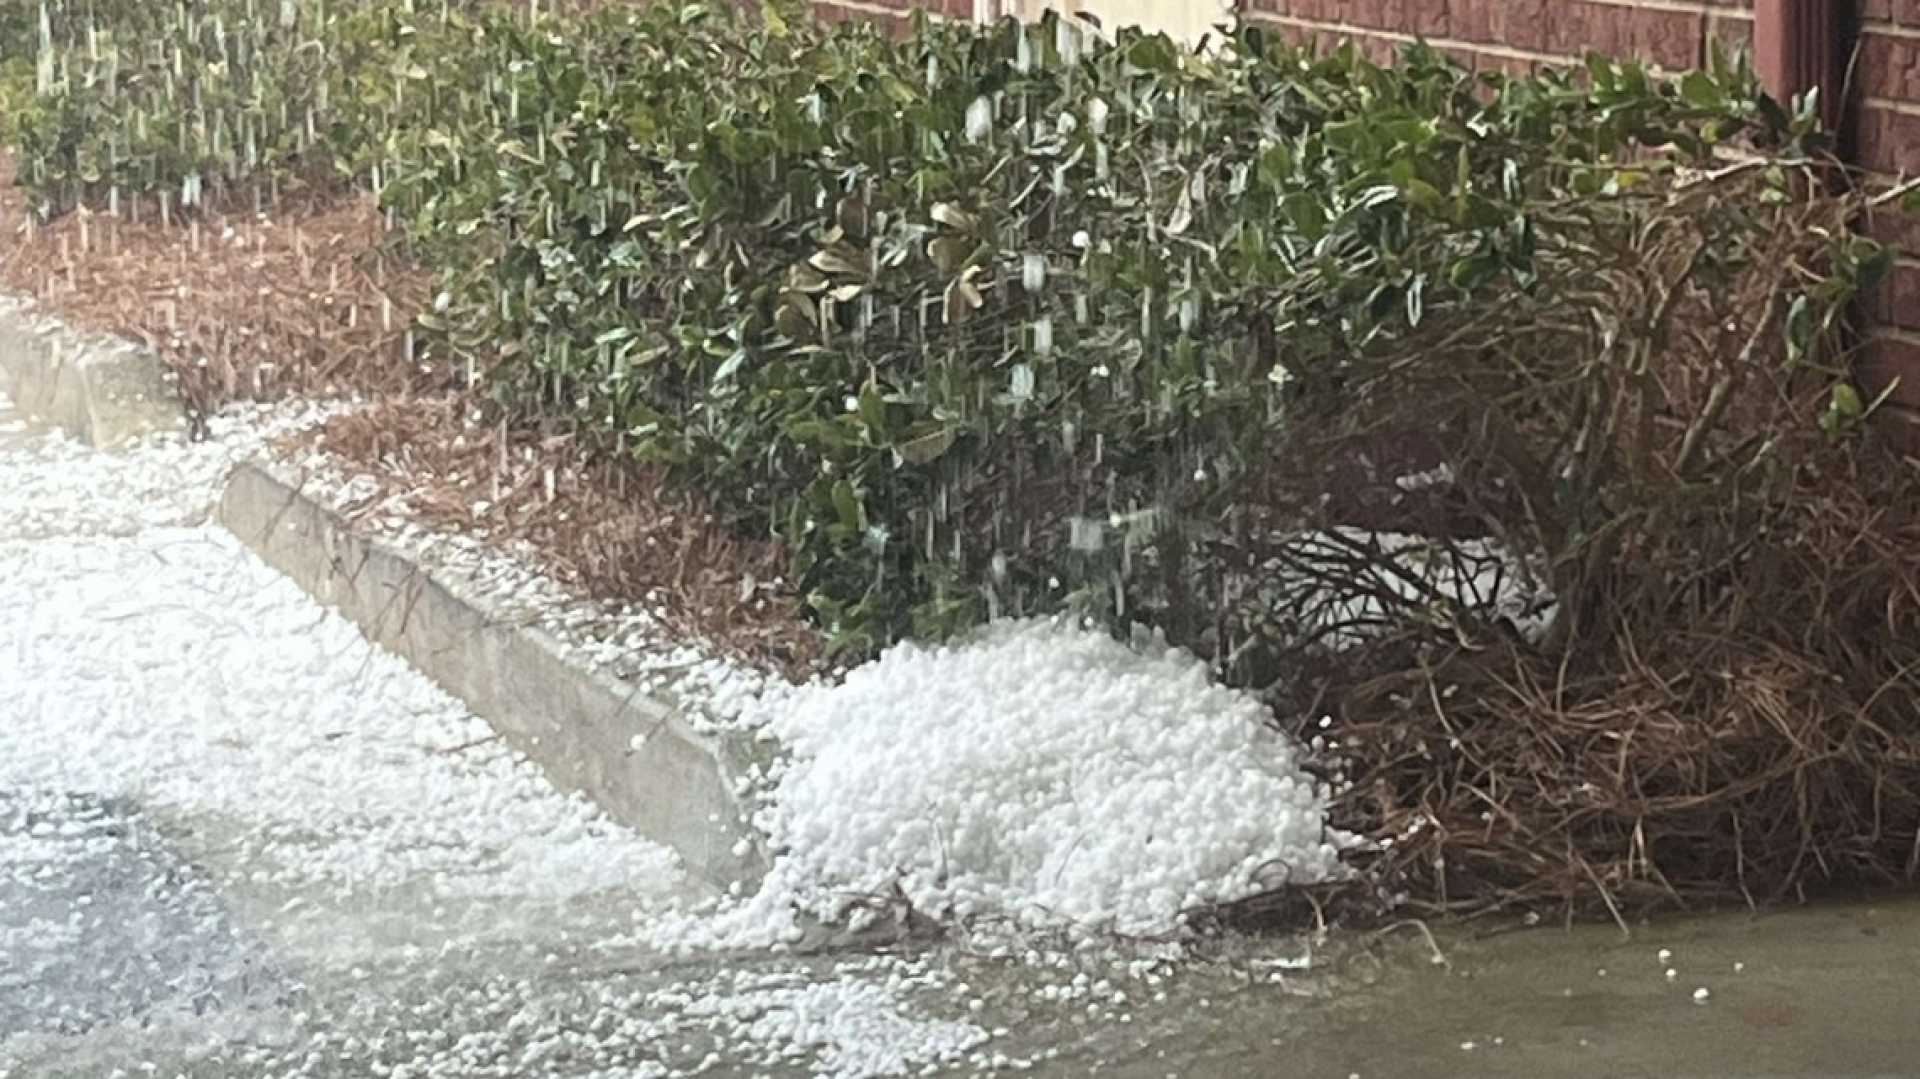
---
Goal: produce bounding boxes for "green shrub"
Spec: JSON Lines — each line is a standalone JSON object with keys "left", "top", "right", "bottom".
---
{"left": 7, "top": 0, "right": 1887, "bottom": 675}
{"left": 5, "top": 0, "right": 481, "bottom": 214}
{"left": 0, "top": 0, "right": 41, "bottom": 68}
{"left": 389, "top": 3, "right": 1870, "bottom": 663}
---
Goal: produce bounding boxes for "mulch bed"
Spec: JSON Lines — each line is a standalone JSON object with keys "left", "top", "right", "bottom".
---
{"left": 296, "top": 397, "right": 821, "bottom": 675}
{"left": 0, "top": 155, "right": 433, "bottom": 421}
{"left": 0, "top": 150, "right": 822, "bottom": 675}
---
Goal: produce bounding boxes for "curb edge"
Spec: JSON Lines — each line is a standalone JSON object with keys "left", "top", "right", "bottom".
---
{"left": 216, "top": 455, "right": 770, "bottom": 893}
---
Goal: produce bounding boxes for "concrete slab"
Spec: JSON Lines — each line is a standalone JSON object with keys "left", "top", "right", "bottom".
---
{"left": 214, "top": 458, "right": 767, "bottom": 892}
{"left": 0, "top": 296, "right": 187, "bottom": 448}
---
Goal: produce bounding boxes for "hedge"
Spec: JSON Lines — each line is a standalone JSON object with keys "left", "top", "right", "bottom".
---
{"left": 6, "top": 0, "right": 1894, "bottom": 672}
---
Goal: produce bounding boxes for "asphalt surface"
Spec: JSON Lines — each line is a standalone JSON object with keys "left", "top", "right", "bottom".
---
{"left": 0, "top": 792, "right": 295, "bottom": 1046}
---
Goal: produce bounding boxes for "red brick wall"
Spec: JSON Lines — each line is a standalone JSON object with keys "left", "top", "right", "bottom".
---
{"left": 1858, "top": 5, "right": 1920, "bottom": 434}
{"left": 1238, "top": 0, "right": 1753, "bottom": 75}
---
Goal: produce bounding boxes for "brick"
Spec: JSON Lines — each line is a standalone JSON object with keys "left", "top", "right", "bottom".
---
{"left": 1307, "top": 0, "right": 1351, "bottom": 24}
{"left": 1476, "top": 50, "right": 1545, "bottom": 78}
{"left": 1249, "top": 16, "right": 1330, "bottom": 50}
{"left": 1257, "top": 18, "right": 1405, "bottom": 61}
{"left": 1341, "top": 0, "right": 1387, "bottom": 30}
{"left": 1317, "top": 0, "right": 1432, "bottom": 36}
{"left": 1622, "top": 7, "right": 1706, "bottom": 71}
{"left": 1262, "top": 20, "right": 1319, "bottom": 47}
{"left": 1543, "top": 2, "right": 1605, "bottom": 61}
{"left": 1867, "top": 207, "right": 1920, "bottom": 254}
{"left": 1492, "top": 0, "right": 1553, "bottom": 54}
{"left": 1567, "top": 6, "right": 1617, "bottom": 62}
{"left": 1397, "top": 0, "right": 1451, "bottom": 38}
{"left": 1877, "top": 402, "right": 1920, "bottom": 455}
{"left": 1707, "top": 11, "right": 1752, "bottom": 60}
{"left": 1859, "top": 0, "right": 1920, "bottom": 25}
{"left": 1355, "top": 29, "right": 1401, "bottom": 65}
{"left": 1858, "top": 332, "right": 1920, "bottom": 410}
{"left": 1859, "top": 106, "right": 1920, "bottom": 175}
{"left": 1869, "top": 260, "right": 1920, "bottom": 333}
{"left": 1860, "top": 32, "right": 1920, "bottom": 102}
{"left": 811, "top": 0, "right": 914, "bottom": 34}
{"left": 1193, "top": 0, "right": 1731, "bottom": 73}
{"left": 1271, "top": 0, "right": 1321, "bottom": 21}
{"left": 1438, "top": 44, "right": 1480, "bottom": 71}
{"left": 1412, "top": 2, "right": 1702, "bottom": 70}
{"left": 1448, "top": 0, "right": 1494, "bottom": 45}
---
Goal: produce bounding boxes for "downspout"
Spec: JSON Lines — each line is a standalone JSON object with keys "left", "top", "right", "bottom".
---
{"left": 1753, "top": 0, "right": 1846, "bottom": 137}
{"left": 1754, "top": 2, "right": 1899, "bottom": 444}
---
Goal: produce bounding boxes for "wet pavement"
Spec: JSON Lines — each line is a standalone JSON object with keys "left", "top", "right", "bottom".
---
{"left": 0, "top": 793, "right": 293, "bottom": 1048}
{"left": 1095, "top": 900, "right": 1920, "bottom": 1079}
{"left": 7, "top": 387, "right": 1920, "bottom": 1079}
{"left": 11, "top": 814, "right": 1920, "bottom": 1079}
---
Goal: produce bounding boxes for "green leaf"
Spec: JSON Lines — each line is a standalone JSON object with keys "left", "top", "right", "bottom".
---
{"left": 831, "top": 479, "right": 864, "bottom": 532}
{"left": 1447, "top": 252, "right": 1500, "bottom": 291}
{"left": 1398, "top": 176, "right": 1444, "bottom": 212}
{"left": 1279, "top": 192, "right": 1327, "bottom": 240}
{"left": 895, "top": 425, "right": 956, "bottom": 465}
{"left": 1125, "top": 33, "right": 1178, "bottom": 74}
{"left": 1783, "top": 293, "right": 1812, "bottom": 364}
{"left": 711, "top": 349, "right": 747, "bottom": 385}
{"left": 857, "top": 381, "right": 887, "bottom": 441}
{"left": 1856, "top": 243, "right": 1895, "bottom": 293}
{"left": 761, "top": 2, "right": 789, "bottom": 38}
{"left": 1822, "top": 382, "right": 1865, "bottom": 437}
{"left": 1257, "top": 143, "right": 1293, "bottom": 189}
{"left": 1585, "top": 54, "right": 1617, "bottom": 91}
{"left": 1453, "top": 144, "right": 1471, "bottom": 220}
{"left": 1679, "top": 70, "right": 1721, "bottom": 109}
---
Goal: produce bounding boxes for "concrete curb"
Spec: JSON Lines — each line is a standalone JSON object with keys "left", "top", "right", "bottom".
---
{"left": 0, "top": 296, "right": 766, "bottom": 890}
{"left": 216, "top": 458, "right": 769, "bottom": 892}
{"left": 0, "top": 298, "right": 189, "bottom": 448}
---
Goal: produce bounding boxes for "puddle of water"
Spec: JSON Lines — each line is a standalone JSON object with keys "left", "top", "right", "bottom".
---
{"left": 13, "top": 878, "right": 1920, "bottom": 1078}
{"left": 1073, "top": 899, "right": 1920, "bottom": 1079}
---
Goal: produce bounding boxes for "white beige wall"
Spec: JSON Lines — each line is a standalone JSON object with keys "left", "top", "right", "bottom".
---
{"left": 994, "top": 0, "right": 1237, "bottom": 46}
